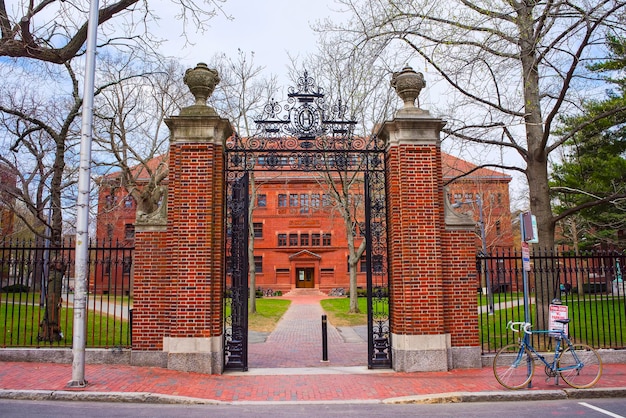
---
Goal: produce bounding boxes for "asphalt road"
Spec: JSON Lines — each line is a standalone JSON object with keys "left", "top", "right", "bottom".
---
{"left": 1, "top": 398, "right": 625, "bottom": 417}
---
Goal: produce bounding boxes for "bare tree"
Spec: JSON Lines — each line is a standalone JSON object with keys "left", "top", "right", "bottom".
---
{"left": 0, "top": 59, "right": 84, "bottom": 341}
{"left": 321, "top": 0, "right": 626, "bottom": 326}
{"left": 211, "top": 50, "right": 278, "bottom": 313}
{"left": 0, "top": 52, "right": 177, "bottom": 341}
{"left": 0, "top": 0, "right": 229, "bottom": 63}
{"left": 91, "top": 54, "right": 187, "bottom": 217}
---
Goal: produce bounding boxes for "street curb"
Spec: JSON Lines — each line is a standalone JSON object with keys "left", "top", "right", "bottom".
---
{"left": 0, "top": 390, "right": 222, "bottom": 405}
{"left": 1, "top": 387, "right": 625, "bottom": 405}
{"left": 383, "top": 387, "right": 626, "bottom": 404}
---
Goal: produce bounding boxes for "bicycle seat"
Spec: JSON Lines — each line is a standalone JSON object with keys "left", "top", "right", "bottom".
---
{"left": 555, "top": 318, "right": 570, "bottom": 324}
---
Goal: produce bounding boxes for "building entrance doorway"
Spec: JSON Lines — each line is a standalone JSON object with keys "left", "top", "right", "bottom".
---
{"left": 296, "top": 268, "right": 315, "bottom": 288}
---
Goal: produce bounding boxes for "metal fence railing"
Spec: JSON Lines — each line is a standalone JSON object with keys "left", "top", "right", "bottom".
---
{"left": 0, "top": 239, "right": 133, "bottom": 348}
{"left": 3, "top": 238, "right": 623, "bottom": 355}
{"left": 478, "top": 247, "right": 626, "bottom": 353}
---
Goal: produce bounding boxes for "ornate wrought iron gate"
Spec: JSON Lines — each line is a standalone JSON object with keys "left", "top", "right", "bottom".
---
{"left": 224, "top": 173, "right": 249, "bottom": 370}
{"left": 224, "top": 72, "right": 391, "bottom": 370}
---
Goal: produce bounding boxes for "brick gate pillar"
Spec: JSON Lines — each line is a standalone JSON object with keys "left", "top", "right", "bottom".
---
{"left": 132, "top": 63, "right": 232, "bottom": 374}
{"left": 377, "top": 67, "right": 480, "bottom": 372}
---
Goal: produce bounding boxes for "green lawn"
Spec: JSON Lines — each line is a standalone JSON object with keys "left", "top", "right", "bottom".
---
{"left": 248, "top": 298, "right": 291, "bottom": 332}
{"left": 0, "top": 302, "right": 129, "bottom": 347}
{"left": 480, "top": 297, "right": 626, "bottom": 350}
{"left": 4, "top": 291, "right": 622, "bottom": 351}
{"left": 320, "top": 297, "right": 370, "bottom": 327}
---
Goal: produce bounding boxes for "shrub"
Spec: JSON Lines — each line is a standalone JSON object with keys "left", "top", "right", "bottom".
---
{"left": 2, "top": 284, "right": 30, "bottom": 293}
{"left": 346, "top": 287, "right": 388, "bottom": 298}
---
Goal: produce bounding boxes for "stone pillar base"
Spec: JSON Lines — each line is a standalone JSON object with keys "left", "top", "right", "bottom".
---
{"left": 163, "top": 336, "right": 223, "bottom": 374}
{"left": 130, "top": 351, "right": 168, "bottom": 368}
{"left": 391, "top": 333, "right": 451, "bottom": 372}
{"left": 450, "top": 346, "right": 482, "bottom": 369}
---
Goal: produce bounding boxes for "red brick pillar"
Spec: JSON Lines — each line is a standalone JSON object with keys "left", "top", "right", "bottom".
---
{"left": 132, "top": 63, "right": 232, "bottom": 374}
{"left": 132, "top": 213, "right": 169, "bottom": 367}
{"left": 162, "top": 108, "right": 230, "bottom": 374}
{"left": 378, "top": 67, "right": 479, "bottom": 371}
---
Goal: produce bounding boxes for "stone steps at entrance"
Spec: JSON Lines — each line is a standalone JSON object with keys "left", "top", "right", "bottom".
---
{"left": 283, "top": 288, "right": 327, "bottom": 297}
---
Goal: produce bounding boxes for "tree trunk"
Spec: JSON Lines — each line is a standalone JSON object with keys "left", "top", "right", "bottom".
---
{"left": 345, "top": 216, "right": 365, "bottom": 314}
{"left": 248, "top": 173, "right": 257, "bottom": 314}
{"left": 348, "top": 256, "right": 360, "bottom": 313}
{"left": 39, "top": 135, "right": 66, "bottom": 341}
{"left": 519, "top": 4, "right": 556, "bottom": 330}
{"left": 527, "top": 137, "right": 556, "bottom": 330}
{"left": 38, "top": 258, "right": 65, "bottom": 342}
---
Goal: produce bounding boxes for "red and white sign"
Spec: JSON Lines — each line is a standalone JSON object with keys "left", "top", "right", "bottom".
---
{"left": 549, "top": 304, "right": 569, "bottom": 336}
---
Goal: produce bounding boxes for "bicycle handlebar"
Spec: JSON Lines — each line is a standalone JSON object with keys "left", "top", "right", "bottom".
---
{"left": 506, "top": 321, "right": 533, "bottom": 334}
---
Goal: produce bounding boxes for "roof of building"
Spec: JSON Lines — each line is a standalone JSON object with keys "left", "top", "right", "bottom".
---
{"left": 442, "top": 153, "right": 511, "bottom": 182}
{"left": 98, "top": 153, "right": 168, "bottom": 183}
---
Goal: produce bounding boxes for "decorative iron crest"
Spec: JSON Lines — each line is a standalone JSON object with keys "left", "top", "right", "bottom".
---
{"left": 254, "top": 70, "right": 356, "bottom": 144}
{"left": 225, "top": 71, "right": 386, "bottom": 172}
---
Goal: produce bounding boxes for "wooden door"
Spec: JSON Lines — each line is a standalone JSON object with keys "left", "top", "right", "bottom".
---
{"left": 296, "top": 268, "right": 314, "bottom": 288}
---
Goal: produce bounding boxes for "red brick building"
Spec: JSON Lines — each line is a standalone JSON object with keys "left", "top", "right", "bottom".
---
{"left": 93, "top": 156, "right": 167, "bottom": 294}
{"left": 443, "top": 154, "right": 513, "bottom": 251}
{"left": 96, "top": 152, "right": 512, "bottom": 294}
{"left": 0, "top": 164, "right": 16, "bottom": 239}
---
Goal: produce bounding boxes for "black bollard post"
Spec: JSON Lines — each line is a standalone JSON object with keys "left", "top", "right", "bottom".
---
{"left": 321, "top": 314, "right": 328, "bottom": 362}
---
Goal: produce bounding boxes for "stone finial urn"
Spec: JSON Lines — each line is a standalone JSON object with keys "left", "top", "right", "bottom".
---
{"left": 391, "top": 66, "right": 426, "bottom": 109}
{"left": 183, "top": 63, "right": 220, "bottom": 106}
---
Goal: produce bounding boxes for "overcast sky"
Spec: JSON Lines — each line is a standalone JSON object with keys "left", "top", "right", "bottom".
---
{"left": 157, "top": 0, "right": 339, "bottom": 83}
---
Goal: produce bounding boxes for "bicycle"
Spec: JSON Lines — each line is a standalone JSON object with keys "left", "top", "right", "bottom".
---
{"left": 493, "top": 319, "right": 602, "bottom": 389}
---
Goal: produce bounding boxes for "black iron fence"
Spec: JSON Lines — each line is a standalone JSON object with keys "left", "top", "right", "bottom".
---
{"left": 3, "top": 238, "right": 623, "bottom": 354}
{"left": 478, "top": 247, "right": 626, "bottom": 353}
{"left": 0, "top": 239, "right": 133, "bottom": 348}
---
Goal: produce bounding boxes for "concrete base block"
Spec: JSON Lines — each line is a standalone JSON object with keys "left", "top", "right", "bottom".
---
{"left": 391, "top": 333, "right": 451, "bottom": 372}
{"left": 167, "top": 352, "right": 222, "bottom": 374}
{"left": 393, "top": 347, "right": 449, "bottom": 372}
{"left": 450, "top": 346, "right": 482, "bottom": 369}
{"left": 162, "top": 336, "right": 223, "bottom": 374}
{"left": 130, "top": 351, "right": 168, "bottom": 368}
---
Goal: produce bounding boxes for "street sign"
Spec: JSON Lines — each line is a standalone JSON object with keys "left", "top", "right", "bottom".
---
{"left": 549, "top": 303, "right": 569, "bottom": 336}
{"left": 520, "top": 212, "right": 539, "bottom": 243}
{"left": 522, "top": 242, "right": 530, "bottom": 272}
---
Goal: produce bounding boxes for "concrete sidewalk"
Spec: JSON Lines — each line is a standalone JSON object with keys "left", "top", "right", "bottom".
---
{"left": 1, "top": 293, "right": 626, "bottom": 404}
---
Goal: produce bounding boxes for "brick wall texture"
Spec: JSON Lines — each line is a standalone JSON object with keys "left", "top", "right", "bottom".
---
{"left": 386, "top": 142, "right": 478, "bottom": 346}
{"left": 133, "top": 139, "right": 226, "bottom": 349}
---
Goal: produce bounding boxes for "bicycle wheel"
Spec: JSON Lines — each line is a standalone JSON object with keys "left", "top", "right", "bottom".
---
{"left": 493, "top": 343, "right": 535, "bottom": 389}
{"left": 558, "top": 343, "right": 602, "bottom": 389}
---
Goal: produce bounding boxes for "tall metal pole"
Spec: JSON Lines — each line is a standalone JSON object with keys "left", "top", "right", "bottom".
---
{"left": 68, "top": 0, "right": 100, "bottom": 388}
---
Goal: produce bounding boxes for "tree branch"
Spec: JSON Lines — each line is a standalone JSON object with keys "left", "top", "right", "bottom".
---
{"left": 552, "top": 190, "right": 626, "bottom": 223}
{"left": 443, "top": 163, "right": 524, "bottom": 186}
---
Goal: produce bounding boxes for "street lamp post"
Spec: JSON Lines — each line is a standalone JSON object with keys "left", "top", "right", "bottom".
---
{"left": 453, "top": 195, "right": 494, "bottom": 314}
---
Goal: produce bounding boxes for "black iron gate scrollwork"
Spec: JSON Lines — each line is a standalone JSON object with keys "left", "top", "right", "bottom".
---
{"left": 224, "top": 71, "right": 391, "bottom": 370}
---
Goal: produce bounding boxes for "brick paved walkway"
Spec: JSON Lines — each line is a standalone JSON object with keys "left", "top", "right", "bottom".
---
{"left": 248, "top": 293, "right": 368, "bottom": 368}
{"left": 2, "top": 361, "right": 626, "bottom": 403}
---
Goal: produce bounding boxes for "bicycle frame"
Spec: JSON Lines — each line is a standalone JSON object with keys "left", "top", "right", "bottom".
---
{"left": 509, "top": 322, "right": 583, "bottom": 386}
